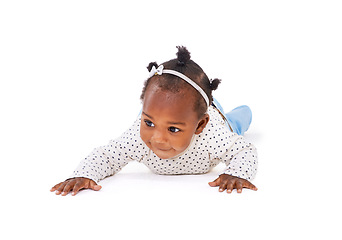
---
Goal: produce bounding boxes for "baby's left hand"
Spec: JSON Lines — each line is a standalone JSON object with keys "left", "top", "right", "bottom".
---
{"left": 208, "top": 174, "right": 258, "bottom": 193}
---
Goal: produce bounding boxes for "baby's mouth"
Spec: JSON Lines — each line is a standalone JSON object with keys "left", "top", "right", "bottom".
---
{"left": 150, "top": 142, "right": 171, "bottom": 152}
{"left": 157, "top": 147, "right": 172, "bottom": 152}
{"left": 151, "top": 145, "right": 175, "bottom": 158}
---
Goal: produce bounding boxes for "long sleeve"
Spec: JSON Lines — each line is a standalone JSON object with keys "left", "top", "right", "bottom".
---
{"left": 220, "top": 135, "right": 258, "bottom": 180}
{"left": 204, "top": 107, "right": 258, "bottom": 181}
{"left": 69, "top": 116, "right": 148, "bottom": 183}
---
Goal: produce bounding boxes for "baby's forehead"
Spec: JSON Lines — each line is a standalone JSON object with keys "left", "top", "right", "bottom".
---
{"left": 144, "top": 84, "right": 196, "bottom": 108}
{"left": 146, "top": 85, "right": 198, "bottom": 108}
{"left": 146, "top": 78, "right": 197, "bottom": 98}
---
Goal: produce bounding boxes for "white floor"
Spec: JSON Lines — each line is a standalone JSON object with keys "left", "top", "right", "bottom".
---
{"left": 1, "top": 1, "right": 341, "bottom": 239}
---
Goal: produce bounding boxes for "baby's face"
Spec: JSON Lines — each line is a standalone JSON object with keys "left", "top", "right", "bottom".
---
{"left": 140, "top": 85, "right": 209, "bottom": 159}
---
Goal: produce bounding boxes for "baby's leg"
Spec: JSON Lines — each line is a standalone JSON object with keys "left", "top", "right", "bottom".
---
{"left": 225, "top": 105, "right": 252, "bottom": 136}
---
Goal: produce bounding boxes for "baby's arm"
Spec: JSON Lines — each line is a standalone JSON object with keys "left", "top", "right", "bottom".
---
{"left": 209, "top": 135, "right": 258, "bottom": 193}
{"left": 50, "top": 117, "right": 146, "bottom": 196}
{"left": 50, "top": 141, "right": 131, "bottom": 196}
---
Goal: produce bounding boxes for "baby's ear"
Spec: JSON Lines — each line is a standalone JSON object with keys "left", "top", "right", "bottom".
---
{"left": 147, "top": 62, "right": 158, "bottom": 72}
{"left": 195, "top": 114, "right": 210, "bottom": 135}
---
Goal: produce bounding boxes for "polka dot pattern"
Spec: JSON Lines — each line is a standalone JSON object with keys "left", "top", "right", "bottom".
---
{"left": 70, "top": 106, "right": 258, "bottom": 183}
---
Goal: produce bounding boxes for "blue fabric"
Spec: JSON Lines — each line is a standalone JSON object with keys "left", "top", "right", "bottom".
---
{"left": 212, "top": 98, "right": 252, "bottom": 136}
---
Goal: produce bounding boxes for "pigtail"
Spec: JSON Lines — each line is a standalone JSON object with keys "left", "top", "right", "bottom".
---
{"left": 147, "top": 62, "right": 158, "bottom": 72}
{"left": 210, "top": 78, "right": 221, "bottom": 91}
{"left": 176, "top": 46, "right": 191, "bottom": 66}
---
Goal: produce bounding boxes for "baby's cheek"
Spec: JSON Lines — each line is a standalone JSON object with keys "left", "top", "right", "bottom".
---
{"left": 172, "top": 135, "right": 193, "bottom": 152}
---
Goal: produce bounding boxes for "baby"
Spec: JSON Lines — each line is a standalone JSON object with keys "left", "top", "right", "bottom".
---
{"left": 51, "top": 46, "right": 258, "bottom": 196}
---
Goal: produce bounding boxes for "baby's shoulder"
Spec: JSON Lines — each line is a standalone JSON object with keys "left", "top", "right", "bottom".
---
{"left": 207, "top": 106, "right": 227, "bottom": 128}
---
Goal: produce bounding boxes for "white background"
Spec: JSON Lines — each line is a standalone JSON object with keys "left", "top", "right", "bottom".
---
{"left": 1, "top": 0, "right": 341, "bottom": 239}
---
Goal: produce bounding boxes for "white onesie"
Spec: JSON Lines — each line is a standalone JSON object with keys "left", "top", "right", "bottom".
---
{"left": 70, "top": 106, "right": 258, "bottom": 183}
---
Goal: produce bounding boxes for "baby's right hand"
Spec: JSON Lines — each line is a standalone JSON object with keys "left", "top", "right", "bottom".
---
{"left": 50, "top": 177, "right": 102, "bottom": 196}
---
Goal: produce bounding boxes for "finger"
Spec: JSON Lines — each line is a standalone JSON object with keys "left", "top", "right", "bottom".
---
{"left": 208, "top": 177, "right": 220, "bottom": 187}
{"left": 50, "top": 182, "right": 62, "bottom": 192}
{"left": 61, "top": 180, "right": 76, "bottom": 196}
{"left": 236, "top": 181, "right": 243, "bottom": 193}
{"left": 89, "top": 180, "right": 102, "bottom": 191}
{"left": 71, "top": 181, "right": 86, "bottom": 196}
{"left": 243, "top": 181, "right": 258, "bottom": 191}
{"left": 56, "top": 182, "right": 68, "bottom": 195}
{"left": 219, "top": 181, "right": 227, "bottom": 192}
{"left": 226, "top": 182, "right": 234, "bottom": 193}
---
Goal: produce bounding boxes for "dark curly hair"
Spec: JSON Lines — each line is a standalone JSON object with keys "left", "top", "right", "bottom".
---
{"left": 140, "top": 46, "right": 221, "bottom": 119}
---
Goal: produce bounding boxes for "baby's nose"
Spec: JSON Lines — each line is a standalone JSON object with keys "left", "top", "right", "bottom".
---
{"left": 151, "top": 130, "right": 167, "bottom": 144}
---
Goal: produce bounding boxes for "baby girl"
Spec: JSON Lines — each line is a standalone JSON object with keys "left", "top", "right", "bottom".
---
{"left": 51, "top": 46, "right": 258, "bottom": 196}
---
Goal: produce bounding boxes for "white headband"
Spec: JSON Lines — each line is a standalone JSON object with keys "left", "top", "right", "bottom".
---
{"left": 148, "top": 65, "right": 209, "bottom": 107}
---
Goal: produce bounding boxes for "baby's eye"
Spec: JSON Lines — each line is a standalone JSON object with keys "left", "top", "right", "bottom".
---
{"left": 144, "top": 120, "right": 155, "bottom": 127}
{"left": 169, "top": 126, "right": 181, "bottom": 133}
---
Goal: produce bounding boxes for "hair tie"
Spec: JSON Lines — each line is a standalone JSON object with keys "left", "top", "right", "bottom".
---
{"left": 149, "top": 65, "right": 209, "bottom": 107}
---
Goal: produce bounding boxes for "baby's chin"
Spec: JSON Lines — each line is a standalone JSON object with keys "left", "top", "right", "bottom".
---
{"left": 154, "top": 151, "right": 176, "bottom": 159}
{"left": 153, "top": 146, "right": 190, "bottom": 160}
